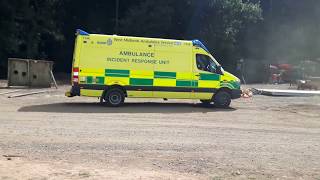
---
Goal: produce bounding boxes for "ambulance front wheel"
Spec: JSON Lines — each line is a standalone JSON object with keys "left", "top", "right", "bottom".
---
{"left": 213, "top": 90, "right": 231, "bottom": 108}
{"left": 101, "top": 88, "right": 125, "bottom": 107}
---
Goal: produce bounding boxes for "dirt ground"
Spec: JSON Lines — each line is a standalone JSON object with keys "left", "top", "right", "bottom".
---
{"left": 0, "top": 81, "right": 320, "bottom": 180}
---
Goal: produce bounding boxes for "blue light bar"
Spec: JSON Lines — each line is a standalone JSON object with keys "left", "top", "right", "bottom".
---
{"left": 192, "top": 39, "right": 209, "bottom": 53}
{"left": 76, "top": 29, "right": 90, "bottom": 36}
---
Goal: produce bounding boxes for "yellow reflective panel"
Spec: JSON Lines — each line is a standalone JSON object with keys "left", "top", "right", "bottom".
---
{"left": 192, "top": 92, "right": 213, "bottom": 100}
{"left": 176, "top": 72, "right": 193, "bottom": 80}
{"left": 80, "top": 68, "right": 104, "bottom": 77}
{"left": 105, "top": 77, "right": 130, "bottom": 86}
{"left": 80, "top": 89, "right": 103, "bottom": 97}
{"left": 198, "top": 81, "right": 219, "bottom": 88}
{"left": 153, "top": 92, "right": 190, "bottom": 99}
{"left": 153, "top": 79, "right": 176, "bottom": 87}
{"left": 130, "top": 70, "right": 154, "bottom": 79}
{"left": 127, "top": 91, "right": 152, "bottom": 98}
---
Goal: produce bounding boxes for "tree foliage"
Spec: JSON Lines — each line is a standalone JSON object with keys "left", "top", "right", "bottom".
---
{"left": 0, "top": 0, "right": 60, "bottom": 57}
{"left": 120, "top": 0, "right": 262, "bottom": 68}
{"left": 0, "top": 0, "right": 320, "bottom": 78}
{"left": 0, "top": 0, "right": 61, "bottom": 75}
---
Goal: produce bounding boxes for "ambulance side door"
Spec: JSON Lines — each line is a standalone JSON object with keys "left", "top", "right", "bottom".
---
{"left": 192, "top": 53, "right": 221, "bottom": 99}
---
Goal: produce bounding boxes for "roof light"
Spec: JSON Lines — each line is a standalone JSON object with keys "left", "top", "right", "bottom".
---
{"left": 192, "top": 39, "right": 209, "bottom": 53}
{"left": 76, "top": 29, "right": 90, "bottom": 36}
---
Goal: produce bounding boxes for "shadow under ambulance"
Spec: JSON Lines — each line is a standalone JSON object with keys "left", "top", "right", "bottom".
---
{"left": 18, "top": 102, "right": 236, "bottom": 114}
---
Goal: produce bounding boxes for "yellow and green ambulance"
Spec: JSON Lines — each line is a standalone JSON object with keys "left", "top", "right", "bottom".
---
{"left": 66, "top": 29, "right": 241, "bottom": 107}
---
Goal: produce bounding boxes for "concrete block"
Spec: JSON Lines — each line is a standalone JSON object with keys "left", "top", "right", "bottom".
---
{"left": 7, "top": 58, "right": 54, "bottom": 88}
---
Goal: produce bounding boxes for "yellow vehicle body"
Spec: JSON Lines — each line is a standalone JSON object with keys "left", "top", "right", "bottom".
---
{"left": 66, "top": 29, "right": 241, "bottom": 104}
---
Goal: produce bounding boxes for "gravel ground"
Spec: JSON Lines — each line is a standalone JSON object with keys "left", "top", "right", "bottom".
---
{"left": 0, "top": 81, "right": 320, "bottom": 179}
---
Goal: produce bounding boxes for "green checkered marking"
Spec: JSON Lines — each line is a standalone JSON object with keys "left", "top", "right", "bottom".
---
{"left": 130, "top": 78, "right": 153, "bottom": 86}
{"left": 230, "top": 81, "right": 240, "bottom": 89}
{"left": 220, "top": 83, "right": 233, "bottom": 89}
{"left": 199, "top": 73, "right": 220, "bottom": 81}
{"left": 102, "top": 69, "right": 222, "bottom": 88}
{"left": 86, "top": 76, "right": 104, "bottom": 84}
{"left": 176, "top": 80, "right": 198, "bottom": 87}
{"left": 154, "top": 71, "right": 176, "bottom": 79}
{"left": 86, "top": 76, "right": 93, "bottom": 83}
{"left": 221, "top": 81, "right": 240, "bottom": 89}
{"left": 96, "top": 77, "right": 105, "bottom": 84}
{"left": 105, "top": 69, "right": 130, "bottom": 77}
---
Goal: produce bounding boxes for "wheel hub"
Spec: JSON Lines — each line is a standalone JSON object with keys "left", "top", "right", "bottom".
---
{"left": 109, "top": 93, "right": 120, "bottom": 104}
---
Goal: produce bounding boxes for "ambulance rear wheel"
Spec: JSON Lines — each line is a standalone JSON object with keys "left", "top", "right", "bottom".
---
{"left": 213, "top": 91, "right": 231, "bottom": 108}
{"left": 102, "top": 88, "right": 125, "bottom": 107}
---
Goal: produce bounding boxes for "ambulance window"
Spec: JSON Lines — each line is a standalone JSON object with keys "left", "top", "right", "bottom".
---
{"left": 196, "top": 54, "right": 218, "bottom": 73}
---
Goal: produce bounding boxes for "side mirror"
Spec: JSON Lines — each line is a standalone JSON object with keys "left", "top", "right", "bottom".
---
{"left": 216, "top": 66, "right": 224, "bottom": 75}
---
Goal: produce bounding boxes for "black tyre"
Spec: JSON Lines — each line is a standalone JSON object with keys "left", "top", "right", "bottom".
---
{"left": 213, "top": 91, "right": 231, "bottom": 108}
{"left": 101, "top": 88, "right": 125, "bottom": 107}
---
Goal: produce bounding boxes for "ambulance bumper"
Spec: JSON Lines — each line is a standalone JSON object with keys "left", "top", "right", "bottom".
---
{"left": 231, "top": 89, "right": 242, "bottom": 99}
{"left": 65, "top": 85, "right": 80, "bottom": 97}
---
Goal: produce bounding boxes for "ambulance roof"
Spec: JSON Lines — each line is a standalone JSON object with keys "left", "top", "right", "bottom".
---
{"left": 76, "top": 29, "right": 210, "bottom": 53}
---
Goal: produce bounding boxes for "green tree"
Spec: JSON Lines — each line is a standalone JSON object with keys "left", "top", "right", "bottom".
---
{"left": 261, "top": 0, "right": 320, "bottom": 62}
{"left": 120, "top": 0, "right": 175, "bottom": 37}
{"left": 120, "top": 0, "right": 262, "bottom": 70}
{"left": 2, "top": 0, "right": 319, "bottom": 80}
{"left": 0, "top": 0, "right": 20, "bottom": 75}
{"left": 0, "top": 0, "right": 61, "bottom": 77}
